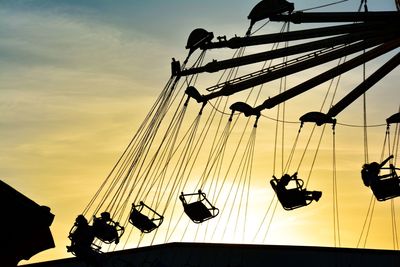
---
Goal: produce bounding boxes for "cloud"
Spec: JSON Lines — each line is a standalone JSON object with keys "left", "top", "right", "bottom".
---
{"left": 0, "top": 4, "right": 177, "bottom": 89}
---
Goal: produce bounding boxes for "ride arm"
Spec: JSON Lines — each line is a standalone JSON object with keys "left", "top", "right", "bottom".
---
{"left": 269, "top": 11, "right": 400, "bottom": 24}
{"left": 202, "top": 22, "right": 382, "bottom": 50}
{"left": 326, "top": 51, "right": 400, "bottom": 118}
{"left": 180, "top": 31, "right": 377, "bottom": 77}
{"left": 217, "top": 35, "right": 396, "bottom": 104}
{"left": 180, "top": 21, "right": 391, "bottom": 77}
{"left": 256, "top": 38, "right": 400, "bottom": 111}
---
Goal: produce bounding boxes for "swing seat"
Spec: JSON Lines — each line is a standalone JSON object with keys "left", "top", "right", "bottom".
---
{"left": 67, "top": 236, "right": 101, "bottom": 257}
{"left": 179, "top": 190, "right": 219, "bottom": 223}
{"left": 92, "top": 212, "right": 124, "bottom": 244}
{"left": 270, "top": 179, "right": 312, "bottom": 210}
{"left": 129, "top": 202, "right": 163, "bottom": 233}
{"left": 370, "top": 175, "right": 400, "bottom": 201}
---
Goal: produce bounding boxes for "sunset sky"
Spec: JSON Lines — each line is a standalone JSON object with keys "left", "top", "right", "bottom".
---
{"left": 1, "top": 0, "right": 399, "bottom": 264}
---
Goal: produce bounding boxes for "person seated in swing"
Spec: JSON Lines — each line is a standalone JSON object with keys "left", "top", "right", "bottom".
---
{"left": 92, "top": 211, "right": 123, "bottom": 244}
{"left": 271, "top": 172, "right": 322, "bottom": 207}
{"left": 361, "top": 155, "right": 400, "bottom": 200}
{"left": 67, "top": 215, "right": 96, "bottom": 256}
{"left": 361, "top": 155, "right": 395, "bottom": 187}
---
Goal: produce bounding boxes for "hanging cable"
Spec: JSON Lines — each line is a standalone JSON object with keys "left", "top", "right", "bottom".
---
{"left": 361, "top": 0, "right": 369, "bottom": 164}
{"left": 392, "top": 105, "right": 400, "bottom": 162}
{"left": 82, "top": 75, "right": 178, "bottom": 217}
{"left": 124, "top": 54, "right": 205, "bottom": 208}
{"left": 332, "top": 127, "right": 341, "bottom": 247}
{"left": 356, "top": 194, "right": 375, "bottom": 248}
{"left": 363, "top": 197, "right": 376, "bottom": 248}
{"left": 390, "top": 107, "right": 400, "bottom": 249}
{"left": 281, "top": 22, "right": 290, "bottom": 175}
{"left": 391, "top": 199, "right": 399, "bottom": 249}
{"left": 283, "top": 128, "right": 301, "bottom": 174}
{"left": 251, "top": 194, "right": 277, "bottom": 242}
{"left": 300, "top": 0, "right": 349, "bottom": 12}
{"left": 221, "top": 127, "right": 257, "bottom": 241}
{"left": 164, "top": 63, "right": 240, "bottom": 243}
{"left": 164, "top": 41, "right": 267, "bottom": 244}
{"left": 250, "top": 20, "right": 270, "bottom": 36}
{"left": 263, "top": 201, "right": 279, "bottom": 243}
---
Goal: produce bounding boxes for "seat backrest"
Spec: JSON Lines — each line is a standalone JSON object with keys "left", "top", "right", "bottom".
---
{"left": 270, "top": 179, "right": 278, "bottom": 192}
{"left": 184, "top": 201, "right": 213, "bottom": 223}
{"left": 129, "top": 209, "right": 158, "bottom": 233}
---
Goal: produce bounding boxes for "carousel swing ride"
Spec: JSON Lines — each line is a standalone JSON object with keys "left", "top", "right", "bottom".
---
{"left": 67, "top": 0, "right": 400, "bottom": 262}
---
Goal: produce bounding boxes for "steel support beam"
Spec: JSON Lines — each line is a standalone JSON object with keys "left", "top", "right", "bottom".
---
{"left": 257, "top": 38, "right": 400, "bottom": 110}
{"left": 270, "top": 11, "right": 400, "bottom": 24}
{"left": 203, "top": 36, "right": 396, "bottom": 102}
{"left": 204, "top": 22, "right": 385, "bottom": 49}
{"left": 180, "top": 30, "right": 381, "bottom": 76}
{"left": 327, "top": 52, "right": 400, "bottom": 117}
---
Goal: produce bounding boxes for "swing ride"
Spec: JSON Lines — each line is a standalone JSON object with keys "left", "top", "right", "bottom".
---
{"left": 67, "top": 0, "right": 400, "bottom": 263}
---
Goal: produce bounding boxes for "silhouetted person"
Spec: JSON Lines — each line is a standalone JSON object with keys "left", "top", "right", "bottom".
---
{"left": 68, "top": 215, "right": 95, "bottom": 253}
{"left": 67, "top": 214, "right": 104, "bottom": 267}
{"left": 361, "top": 155, "right": 394, "bottom": 187}
{"left": 361, "top": 155, "right": 400, "bottom": 201}
{"left": 274, "top": 172, "right": 322, "bottom": 202}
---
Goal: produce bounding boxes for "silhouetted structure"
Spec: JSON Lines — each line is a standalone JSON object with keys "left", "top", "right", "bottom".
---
{"left": 24, "top": 242, "right": 400, "bottom": 267}
{"left": 247, "top": 0, "right": 294, "bottom": 35}
{"left": 0, "top": 180, "right": 55, "bottom": 267}
{"left": 65, "top": 0, "right": 400, "bottom": 263}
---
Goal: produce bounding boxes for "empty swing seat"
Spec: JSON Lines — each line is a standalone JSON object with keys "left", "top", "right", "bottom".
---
{"left": 92, "top": 212, "right": 124, "bottom": 244}
{"left": 184, "top": 201, "right": 212, "bottom": 222}
{"left": 129, "top": 202, "right": 163, "bottom": 233}
{"left": 180, "top": 190, "right": 219, "bottom": 223}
